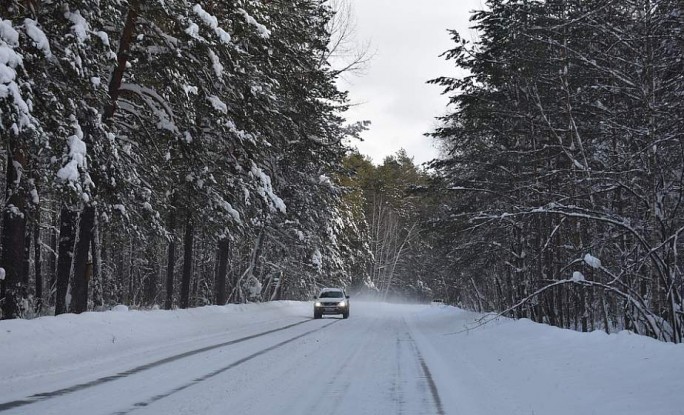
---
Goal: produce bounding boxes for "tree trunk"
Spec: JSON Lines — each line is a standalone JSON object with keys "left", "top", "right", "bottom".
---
{"left": 100, "top": 228, "right": 111, "bottom": 306}
{"left": 70, "top": 206, "right": 95, "bottom": 314}
{"left": 127, "top": 238, "right": 135, "bottom": 305}
{"left": 143, "top": 241, "right": 158, "bottom": 306}
{"left": 580, "top": 286, "right": 588, "bottom": 332}
{"left": 116, "top": 240, "right": 126, "bottom": 303}
{"left": 91, "top": 216, "right": 102, "bottom": 308}
{"left": 215, "top": 237, "right": 230, "bottom": 305}
{"left": 48, "top": 208, "right": 58, "bottom": 306}
{"left": 23, "top": 220, "right": 31, "bottom": 290}
{"left": 165, "top": 211, "right": 176, "bottom": 310}
{"left": 0, "top": 210, "right": 26, "bottom": 319}
{"left": 55, "top": 206, "right": 77, "bottom": 315}
{"left": 601, "top": 290, "right": 611, "bottom": 334}
{"left": 0, "top": 142, "right": 27, "bottom": 319}
{"left": 105, "top": 0, "right": 139, "bottom": 120}
{"left": 179, "top": 215, "right": 194, "bottom": 309}
{"left": 34, "top": 215, "right": 42, "bottom": 313}
{"left": 270, "top": 272, "right": 283, "bottom": 301}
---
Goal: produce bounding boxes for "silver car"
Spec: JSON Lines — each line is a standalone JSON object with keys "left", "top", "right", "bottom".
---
{"left": 313, "top": 288, "right": 350, "bottom": 319}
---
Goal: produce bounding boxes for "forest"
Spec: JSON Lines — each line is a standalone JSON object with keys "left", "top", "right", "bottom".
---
{"left": 427, "top": 0, "right": 684, "bottom": 343}
{"left": 1, "top": 0, "right": 683, "bottom": 343}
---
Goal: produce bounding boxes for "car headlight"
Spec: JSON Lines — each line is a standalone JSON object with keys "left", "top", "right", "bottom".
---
{"left": 338, "top": 301, "right": 347, "bottom": 307}
{"left": 315, "top": 302, "right": 322, "bottom": 307}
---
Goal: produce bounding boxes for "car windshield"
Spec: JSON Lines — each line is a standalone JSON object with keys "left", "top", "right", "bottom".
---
{"left": 319, "top": 291, "right": 343, "bottom": 298}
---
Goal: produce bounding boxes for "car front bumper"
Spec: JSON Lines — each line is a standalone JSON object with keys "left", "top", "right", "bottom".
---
{"left": 314, "top": 304, "right": 348, "bottom": 315}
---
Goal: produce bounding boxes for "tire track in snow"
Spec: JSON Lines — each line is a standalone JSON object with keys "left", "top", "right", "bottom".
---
{"left": 403, "top": 320, "right": 445, "bottom": 415}
{"left": 392, "top": 335, "right": 407, "bottom": 415}
{"left": 112, "top": 319, "right": 341, "bottom": 415}
{"left": 0, "top": 319, "right": 315, "bottom": 412}
{"left": 298, "top": 315, "right": 382, "bottom": 414}
{"left": 417, "top": 354, "right": 445, "bottom": 415}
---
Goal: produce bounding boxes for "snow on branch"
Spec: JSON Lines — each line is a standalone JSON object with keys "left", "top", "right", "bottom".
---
{"left": 192, "top": 4, "right": 231, "bottom": 44}
{"left": 207, "top": 95, "right": 227, "bottom": 114}
{"left": 480, "top": 204, "right": 653, "bottom": 258}
{"left": 119, "top": 83, "right": 177, "bottom": 132}
{"left": 57, "top": 117, "right": 87, "bottom": 182}
{"left": 583, "top": 253, "right": 602, "bottom": 269}
{"left": 213, "top": 194, "right": 242, "bottom": 223}
{"left": 1, "top": 19, "right": 34, "bottom": 131}
{"left": 238, "top": 8, "right": 271, "bottom": 39}
{"left": 225, "top": 120, "right": 255, "bottom": 144}
{"left": 24, "top": 19, "right": 52, "bottom": 58}
{"left": 0, "top": 19, "right": 20, "bottom": 46}
{"left": 64, "top": 10, "right": 90, "bottom": 44}
{"left": 208, "top": 49, "right": 223, "bottom": 78}
{"left": 185, "top": 22, "right": 200, "bottom": 38}
{"left": 250, "top": 163, "right": 286, "bottom": 214}
{"left": 570, "top": 271, "right": 585, "bottom": 282}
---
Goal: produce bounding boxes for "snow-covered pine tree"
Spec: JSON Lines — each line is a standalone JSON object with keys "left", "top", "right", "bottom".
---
{"left": 428, "top": 0, "right": 684, "bottom": 342}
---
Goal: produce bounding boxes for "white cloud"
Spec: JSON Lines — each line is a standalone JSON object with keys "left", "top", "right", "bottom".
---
{"left": 340, "top": 0, "right": 484, "bottom": 165}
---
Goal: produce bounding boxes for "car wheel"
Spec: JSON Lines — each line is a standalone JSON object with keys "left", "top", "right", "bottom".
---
{"left": 342, "top": 311, "right": 349, "bottom": 319}
{"left": 314, "top": 311, "right": 321, "bottom": 319}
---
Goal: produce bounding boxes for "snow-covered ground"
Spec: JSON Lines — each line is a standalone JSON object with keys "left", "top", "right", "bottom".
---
{"left": 1, "top": 301, "right": 682, "bottom": 414}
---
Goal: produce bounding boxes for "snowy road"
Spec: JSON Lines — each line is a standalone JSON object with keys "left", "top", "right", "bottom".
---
{"left": 1, "top": 302, "right": 445, "bottom": 415}
{"left": 1, "top": 301, "right": 683, "bottom": 415}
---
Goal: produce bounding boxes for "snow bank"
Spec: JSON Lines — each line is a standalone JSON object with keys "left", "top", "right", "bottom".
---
{"left": 406, "top": 306, "right": 684, "bottom": 415}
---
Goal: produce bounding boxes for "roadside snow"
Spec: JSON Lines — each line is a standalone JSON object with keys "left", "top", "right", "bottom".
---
{"left": 405, "top": 306, "right": 684, "bottom": 415}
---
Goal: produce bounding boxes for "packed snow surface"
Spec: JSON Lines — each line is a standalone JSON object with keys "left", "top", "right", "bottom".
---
{"left": 0, "top": 301, "right": 682, "bottom": 414}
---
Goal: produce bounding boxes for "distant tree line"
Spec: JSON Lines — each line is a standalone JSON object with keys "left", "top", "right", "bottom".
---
{"left": 340, "top": 150, "right": 437, "bottom": 302}
{"left": 0, "top": 0, "right": 370, "bottom": 318}
{"left": 425, "top": 0, "right": 683, "bottom": 343}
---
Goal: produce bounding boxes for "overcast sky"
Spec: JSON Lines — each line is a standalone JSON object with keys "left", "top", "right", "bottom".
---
{"left": 338, "top": 0, "right": 484, "bottom": 165}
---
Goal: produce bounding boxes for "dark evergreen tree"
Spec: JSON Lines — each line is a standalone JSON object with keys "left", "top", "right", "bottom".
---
{"left": 427, "top": 0, "right": 684, "bottom": 342}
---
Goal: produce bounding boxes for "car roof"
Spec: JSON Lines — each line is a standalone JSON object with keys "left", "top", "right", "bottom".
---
{"left": 319, "top": 287, "right": 344, "bottom": 293}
